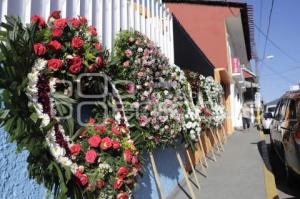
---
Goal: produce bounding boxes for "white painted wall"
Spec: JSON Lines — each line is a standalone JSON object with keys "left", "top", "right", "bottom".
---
{"left": 0, "top": 0, "right": 174, "bottom": 63}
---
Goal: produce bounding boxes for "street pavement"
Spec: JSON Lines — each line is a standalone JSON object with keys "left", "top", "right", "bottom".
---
{"left": 170, "top": 128, "right": 268, "bottom": 199}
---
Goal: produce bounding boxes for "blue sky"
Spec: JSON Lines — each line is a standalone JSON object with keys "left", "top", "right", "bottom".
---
{"left": 245, "top": 0, "right": 300, "bottom": 103}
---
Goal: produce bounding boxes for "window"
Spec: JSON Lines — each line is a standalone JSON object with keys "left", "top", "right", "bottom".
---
{"left": 274, "top": 100, "right": 282, "bottom": 119}
{"left": 287, "top": 99, "right": 297, "bottom": 120}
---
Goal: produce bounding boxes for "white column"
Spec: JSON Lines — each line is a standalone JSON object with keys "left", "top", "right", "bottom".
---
{"left": 0, "top": 0, "right": 8, "bottom": 24}
{"left": 113, "top": 0, "right": 121, "bottom": 39}
{"left": 103, "top": 0, "right": 112, "bottom": 50}
{"left": 23, "top": 0, "right": 32, "bottom": 24}
{"left": 150, "top": 0, "right": 155, "bottom": 42}
{"left": 129, "top": 0, "right": 134, "bottom": 30}
{"left": 82, "top": 0, "right": 93, "bottom": 24}
{"left": 169, "top": 13, "right": 174, "bottom": 64}
{"left": 120, "top": 0, "right": 128, "bottom": 30}
{"left": 141, "top": 0, "right": 146, "bottom": 34}
{"left": 135, "top": 0, "right": 140, "bottom": 31}
{"left": 57, "top": 0, "right": 67, "bottom": 18}
{"left": 146, "top": 0, "right": 150, "bottom": 38}
{"left": 94, "top": 0, "right": 104, "bottom": 43}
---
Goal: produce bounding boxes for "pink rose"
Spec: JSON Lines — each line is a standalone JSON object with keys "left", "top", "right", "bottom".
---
{"left": 94, "top": 125, "right": 106, "bottom": 134}
{"left": 79, "top": 16, "right": 87, "bottom": 24}
{"left": 71, "top": 18, "right": 82, "bottom": 28}
{"left": 87, "top": 135, "right": 101, "bottom": 148}
{"left": 68, "top": 63, "right": 82, "bottom": 74}
{"left": 48, "top": 10, "right": 61, "bottom": 21}
{"left": 85, "top": 150, "right": 97, "bottom": 163}
{"left": 94, "top": 42, "right": 102, "bottom": 52}
{"left": 111, "top": 126, "right": 121, "bottom": 136}
{"left": 75, "top": 171, "right": 88, "bottom": 186}
{"left": 96, "top": 56, "right": 104, "bottom": 67}
{"left": 48, "top": 40, "right": 62, "bottom": 51}
{"left": 127, "top": 83, "right": 135, "bottom": 94}
{"left": 71, "top": 36, "right": 84, "bottom": 49}
{"left": 123, "top": 149, "right": 133, "bottom": 164}
{"left": 31, "top": 15, "right": 45, "bottom": 28}
{"left": 112, "top": 140, "right": 121, "bottom": 150}
{"left": 113, "top": 178, "right": 124, "bottom": 190}
{"left": 100, "top": 137, "right": 112, "bottom": 150}
{"left": 88, "top": 26, "right": 97, "bottom": 36}
{"left": 96, "top": 180, "right": 106, "bottom": 189}
{"left": 116, "top": 166, "right": 129, "bottom": 179}
{"left": 125, "top": 49, "right": 133, "bottom": 57}
{"left": 131, "top": 156, "right": 139, "bottom": 164}
{"left": 139, "top": 115, "right": 148, "bottom": 127}
{"left": 48, "top": 59, "right": 63, "bottom": 71}
{"left": 123, "top": 60, "right": 130, "bottom": 68}
{"left": 52, "top": 28, "right": 62, "bottom": 37}
{"left": 33, "top": 43, "right": 46, "bottom": 56}
{"left": 117, "top": 192, "right": 129, "bottom": 199}
{"left": 53, "top": 18, "right": 67, "bottom": 29}
{"left": 70, "top": 144, "right": 81, "bottom": 156}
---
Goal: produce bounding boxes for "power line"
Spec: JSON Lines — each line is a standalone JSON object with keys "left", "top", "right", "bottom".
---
{"left": 258, "top": 0, "right": 263, "bottom": 46}
{"left": 262, "top": 61, "right": 297, "bottom": 84}
{"left": 255, "top": 24, "right": 300, "bottom": 63}
{"left": 262, "top": 0, "right": 275, "bottom": 60}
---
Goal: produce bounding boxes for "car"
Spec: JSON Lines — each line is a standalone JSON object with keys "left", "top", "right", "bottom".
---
{"left": 269, "top": 89, "right": 300, "bottom": 182}
{"left": 265, "top": 104, "right": 276, "bottom": 117}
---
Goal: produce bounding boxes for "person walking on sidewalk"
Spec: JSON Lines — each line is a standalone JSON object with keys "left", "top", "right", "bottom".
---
{"left": 240, "top": 103, "right": 251, "bottom": 130}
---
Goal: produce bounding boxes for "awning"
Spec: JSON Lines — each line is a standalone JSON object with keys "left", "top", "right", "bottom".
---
{"left": 242, "top": 68, "right": 256, "bottom": 79}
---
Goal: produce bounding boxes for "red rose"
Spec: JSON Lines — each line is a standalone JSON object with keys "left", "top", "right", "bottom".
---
{"left": 31, "top": 15, "right": 45, "bottom": 27}
{"left": 88, "top": 26, "right": 97, "bottom": 36}
{"left": 88, "top": 64, "right": 97, "bottom": 72}
{"left": 71, "top": 18, "right": 82, "bottom": 28}
{"left": 48, "top": 59, "right": 63, "bottom": 71}
{"left": 71, "top": 36, "right": 84, "bottom": 49}
{"left": 113, "top": 178, "right": 124, "bottom": 190}
{"left": 88, "top": 118, "right": 96, "bottom": 125}
{"left": 96, "top": 180, "right": 106, "bottom": 189}
{"left": 111, "top": 126, "right": 121, "bottom": 136}
{"left": 68, "top": 63, "right": 82, "bottom": 74}
{"left": 52, "top": 28, "right": 63, "bottom": 37}
{"left": 100, "top": 137, "right": 112, "bottom": 150}
{"left": 33, "top": 43, "right": 46, "bottom": 56}
{"left": 95, "top": 56, "right": 104, "bottom": 67}
{"left": 123, "top": 149, "right": 133, "bottom": 164}
{"left": 94, "top": 42, "right": 102, "bottom": 52}
{"left": 48, "top": 40, "right": 62, "bottom": 51}
{"left": 75, "top": 171, "right": 88, "bottom": 186}
{"left": 79, "top": 16, "right": 87, "bottom": 25}
{"left": 53, "top": 18, "right": 67, "bottom": 29}
{"left": 112, "top": 140, "right": 121, "bottom": 150}
{"left": 85, "top": 150, "right": 97, "bottom": 163}
{"left": 94, "top": 125, "right": 106, "bottom": 134}
{"left": 117, "top": 192, "right": 129, "bottom": 199}
{"left": 68, "top": 55, "right": 82, "bottom": 74}
{"left": 48, "top": 10, "right": 61, "bottom": 21}
{"left": 70, "top": 144, "right": 81, "bottom": 155}
{"left": 116, "top": 166, "right": 129, "bottom": 178}
{"left": 88, "top": 135, "right": 101, "bottom": 148}
{"left": 131, "top": 156, "right": 139, "bottom": 164}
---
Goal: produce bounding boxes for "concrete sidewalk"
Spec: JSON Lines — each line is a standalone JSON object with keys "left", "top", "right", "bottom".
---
{"left": 170, "top": 128, "right": 267, "bottom": 199}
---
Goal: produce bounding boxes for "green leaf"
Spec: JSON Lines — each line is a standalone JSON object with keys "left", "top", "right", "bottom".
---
{"left": 30, "top": 112, "right": 38, "bottom": 123}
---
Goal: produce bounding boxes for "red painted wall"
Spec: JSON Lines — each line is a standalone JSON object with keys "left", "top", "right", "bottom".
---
{"left": 166, "top": 3, "right": 240, "bottom": 69}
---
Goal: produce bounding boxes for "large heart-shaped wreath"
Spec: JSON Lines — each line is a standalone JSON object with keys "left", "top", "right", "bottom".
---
{"left": 0, "top": 12, "right": 140, "bottom": 199}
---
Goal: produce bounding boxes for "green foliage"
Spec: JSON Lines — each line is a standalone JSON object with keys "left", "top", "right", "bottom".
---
{"left": 0, "top": 16, "right": 86, "bottom": 199}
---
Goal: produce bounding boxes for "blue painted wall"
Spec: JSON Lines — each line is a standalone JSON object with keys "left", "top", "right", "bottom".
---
{"left": 0, "top": 130, "right": 47, "bottom": 199}
{"left": 0, "top": 128, "right": 184, "bottom": 199}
